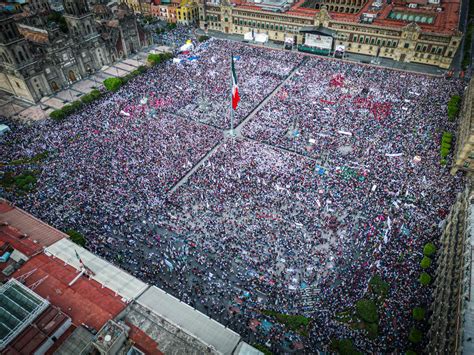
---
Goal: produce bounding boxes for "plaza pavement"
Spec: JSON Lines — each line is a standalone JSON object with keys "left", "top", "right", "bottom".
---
{"left": 1, "top": 46, "right": 157, "bottom": 123}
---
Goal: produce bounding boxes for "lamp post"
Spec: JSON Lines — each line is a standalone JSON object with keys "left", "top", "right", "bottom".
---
{"left": 88, "top": 67, "right": 98, "bottom": 88}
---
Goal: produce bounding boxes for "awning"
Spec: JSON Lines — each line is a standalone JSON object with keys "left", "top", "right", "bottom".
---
{"left": 300, "top": 26, "right": 337, "bottom": 37}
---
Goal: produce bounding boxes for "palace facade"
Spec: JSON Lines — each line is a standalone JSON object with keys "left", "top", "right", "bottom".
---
{"left": 198, "top": 0, "right": 462, "bottom": 69}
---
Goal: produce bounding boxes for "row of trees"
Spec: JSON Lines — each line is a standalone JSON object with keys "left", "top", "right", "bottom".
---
{"left": 440, "top": 131, "right": 453, "bottom": 166}
{"left": 147, "top": 52, "right": 173, "bottom": 66}
{"left": 406, "top": 242, "right": 437, "bottom": 352}
{"left": 447, "top": 95, "right": 461, "bottom": 121}
{"left": 50, "top": 89, "right": 102, "bottom": 121}
{"left": 49, "top": 55, "right": 170, "bottom": 121}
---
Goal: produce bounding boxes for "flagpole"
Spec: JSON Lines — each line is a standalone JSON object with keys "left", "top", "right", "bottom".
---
{"left": 230, "top": 55, "right": 235, "bottom": 138}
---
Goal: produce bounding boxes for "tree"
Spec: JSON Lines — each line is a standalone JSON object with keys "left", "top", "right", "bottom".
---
{"left": 369, "top": 275, "right": 390, "bottom": 298}
{"left": 148, "top": 52, "right": 173, "bottom": 66}
{"left": 50, "top": 109, "right": 65, "bottom": 121}
{"left": 66, "top": 230, "right": 86, "bottom": 247}
{"left": 366, "top": 322, "right": 378, "bottom": 339}
{"left": 408, "top": 328, "right": 422, "bottom": 344}
{"left": 413, "top": 307, "right": 425, "bottom": 321}
{"left": 355, "top": 299, "right": 378, "bottom": 323}
{"left": 447, "top": 95, "right": 461, "bottom": 121}
{"left": 103, "top": 77, "right": 123, "bottom": 92}
{"left": 420, "top": 256, "right": 432, "bottom": 269}
{"left": 198, "top": 35, "right": 210, "bottom": 42}
{"left": 419, "top": 272, "right": 431, "bottom": 286}
{"left": 423, "top": 242, "right": 436, "bottom": 256}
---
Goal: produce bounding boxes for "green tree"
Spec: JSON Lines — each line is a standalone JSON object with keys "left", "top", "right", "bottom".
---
{"left": 408, "top": 328, "right": 422, "bottom": 344}
{"left": 413, "top": 307, "right": 425, "bottom": 321}
{"left": 366, "top": 322, "right": 378, "bottom": 339}
{"left": 103, "top": 77, "right": 123, "bottom": 92}
{"left": 355, "top": 299, "right": 378, "bottom": 323}
{"left": 447, "top": 95, "right": 461, "bottom": 121}
{"left": 66, "top": 230, "right": 86, "bottom": 247}
{"left": 50, "top": 109, "right": 65, "bottom": 121}
{"left": 369, "top": 275, "right": 390, "bottom": 298}
{"left": 419, "top": 272, "right": 431, "bottom": 286}
{"left": 423, "top": 242, "right": 436, "bottom": 256}
{"left": 420, "top": 256, "right": 432, "bottom": 269}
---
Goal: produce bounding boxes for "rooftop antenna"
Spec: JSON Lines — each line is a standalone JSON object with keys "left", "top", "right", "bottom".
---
{"left": 15, "top": 268, "right": 38, "bottom": 283}
{"left": 69, "top": 249, "right": 96, "bottom": 287}
{"left": 29, "top": 275, "right": 49, "bottom": 291}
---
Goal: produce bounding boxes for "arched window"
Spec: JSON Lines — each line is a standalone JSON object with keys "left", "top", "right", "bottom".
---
{"left": 18, "top": 50, "right": 25, "bottom": 61}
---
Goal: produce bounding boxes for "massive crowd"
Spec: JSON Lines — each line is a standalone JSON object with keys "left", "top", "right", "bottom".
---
{"left": 0, "top": 32, "right": 465, "bottom": 353}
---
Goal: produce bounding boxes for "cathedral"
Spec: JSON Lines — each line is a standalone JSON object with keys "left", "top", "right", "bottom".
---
{"left": 0, "top": 0, "right": 150, "bottom": 103}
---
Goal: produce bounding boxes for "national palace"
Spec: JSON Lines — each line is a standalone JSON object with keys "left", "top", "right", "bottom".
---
{"left": 196, "top": 0, "right": 462, "bottom": 69}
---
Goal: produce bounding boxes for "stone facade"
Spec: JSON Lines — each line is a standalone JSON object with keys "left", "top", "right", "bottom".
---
{"left": 451, "top": 79, "right": 474, "bottom": 175}
{"left": 198, "top": 0, "right": 461, "bottom": 69}
{"left": 428, "top": 185, "right": 473, "bottom": 354}
{"left": 0, "top": 0, "right": 149, "bottom": 103}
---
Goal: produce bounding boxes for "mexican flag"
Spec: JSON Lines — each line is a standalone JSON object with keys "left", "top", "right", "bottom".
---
{"left": 231, "top": 55, "right": 240, "bottom": 110}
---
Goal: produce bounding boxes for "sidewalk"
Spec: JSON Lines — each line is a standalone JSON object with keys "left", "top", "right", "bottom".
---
{"left": 200, "top": 29, "right": 447, "bottom": 76}
{"left": 1, "top": 46, "right": 157, "bottom": 123}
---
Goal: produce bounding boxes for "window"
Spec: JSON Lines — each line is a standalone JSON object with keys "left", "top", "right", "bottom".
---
{"left": 16, "top": 81, "right": 20, "bottom": 88}
{"left": 404, "top": 43, "right": 409, "bottom": 48}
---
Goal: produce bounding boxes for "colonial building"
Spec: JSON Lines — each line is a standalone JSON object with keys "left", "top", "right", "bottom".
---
{"left": 118, "top": 0, "right": 152, "bottom": 15}
{"left": 198, "top": 0, "right": 461, "bottom": 69}
{"left": 451, "top": 79, "right": 474, "bottom": 175}
{"left": 427, "top": 184, "right": 473, "bottom": 354}
{"left": 0, "top": 0, "right": 149, "bottom": 103}
{"left": 150, "top": 0, "right": 180, "bottom": 23}
{"left": 176, "top": 0, "right": 198, "bottom": 25}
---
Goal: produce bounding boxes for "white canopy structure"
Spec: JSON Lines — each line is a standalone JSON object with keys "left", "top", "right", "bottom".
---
{"left": 45, "top": 239, "right": 148, "bottom": 302}
{"left": 254, "top": 33, "right": 268, "bottom": 43}
{"left": 244, "top": 32, "right": 254, "bottom": 41}
{"left": 138, "top": 286, "right": 246, "bottom": 354}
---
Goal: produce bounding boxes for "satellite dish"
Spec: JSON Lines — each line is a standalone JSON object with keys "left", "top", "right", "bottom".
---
{"left": 104, "top": 335, "right": 112, "bottom": 342}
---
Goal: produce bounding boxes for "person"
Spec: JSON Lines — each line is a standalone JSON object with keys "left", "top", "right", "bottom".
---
{"left": 0, "top": 35, "right": 464, "bottom": 353}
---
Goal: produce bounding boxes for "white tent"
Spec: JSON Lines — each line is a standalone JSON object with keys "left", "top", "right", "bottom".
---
{"left": 244, "top": 32, "right": 254, "bottom": 41}
{"left": 254, "top": 33, "right": 268, "bottom": 43}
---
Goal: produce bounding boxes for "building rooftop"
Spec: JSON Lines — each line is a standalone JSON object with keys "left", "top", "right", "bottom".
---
{"left": 94, "top": 320, "right": 128, "bottom": 353}
{"left": 236, "top": 0, "right": 461, "bottom": 35}
{"left": 12, "top": 253, "right": 127, "bottom": 331}
{"left": 137, "top": 286, "right": 242, "bottom": 354}
{"left": 44, "top": 238, "right": 148, "bottom": 303}
{"left": 0, "top": 278, "right": 50, "bottom": 351}
{"left": 0, "top": 199, "right": 69, "bottom": 250}
{"left": 4, "top": 305, "right": 69, "bottom": 354}
{"left": 54, "top": 325, "right": 95, "bottom": 355}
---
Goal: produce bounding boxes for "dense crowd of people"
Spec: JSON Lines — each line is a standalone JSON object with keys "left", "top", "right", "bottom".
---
{"left": 0, "top": 32, "right": 466, "bottom": 353}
